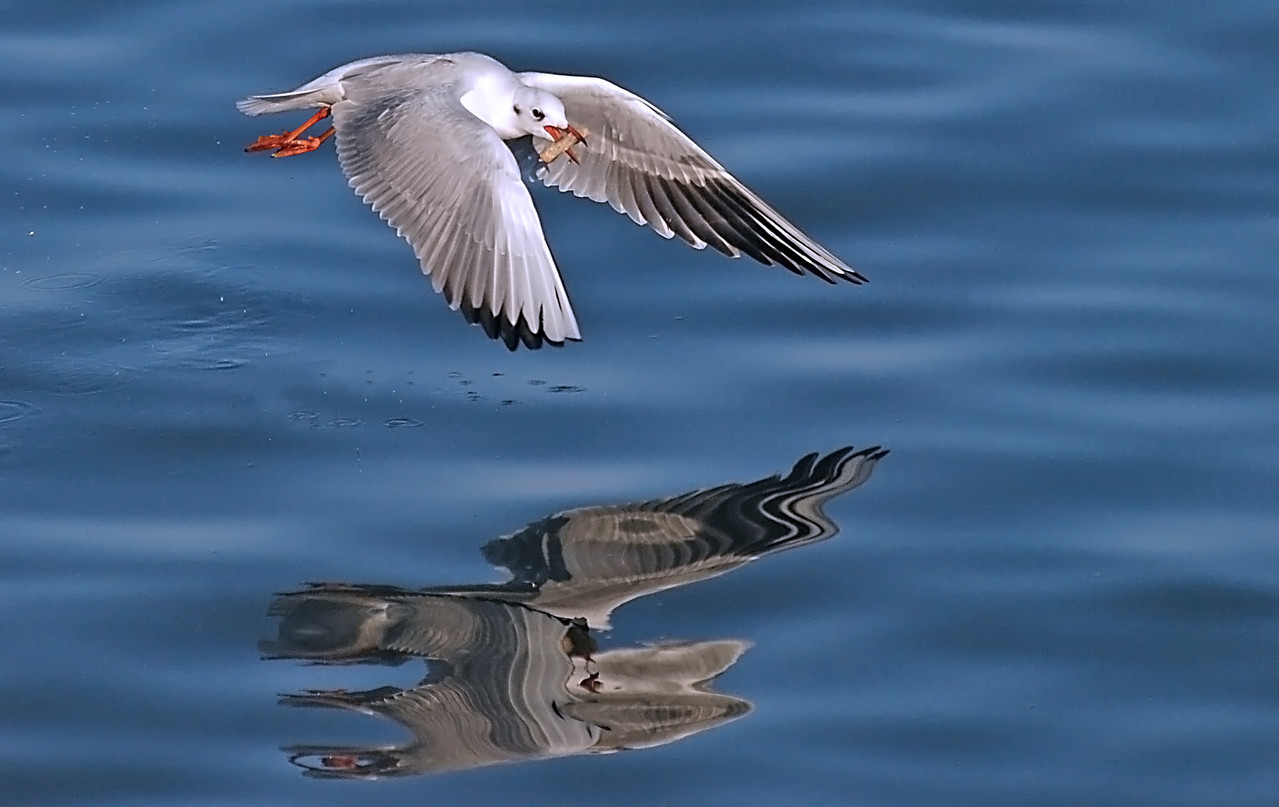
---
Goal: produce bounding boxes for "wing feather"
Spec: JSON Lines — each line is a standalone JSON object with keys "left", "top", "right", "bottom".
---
{"left": 332, "top": 87, "right": 581, "bottom": 348}
{"left": 518, "top": 72, "right": 864, "bottom": 284}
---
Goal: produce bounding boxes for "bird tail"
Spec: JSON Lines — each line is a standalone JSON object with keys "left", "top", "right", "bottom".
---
{"left": 236, "top": 89, "right": 332, "bottom": 116}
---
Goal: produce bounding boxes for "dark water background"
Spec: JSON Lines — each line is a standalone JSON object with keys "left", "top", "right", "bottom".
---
{"left": 3, "top": 1, "right": 1277, "bottom": 805}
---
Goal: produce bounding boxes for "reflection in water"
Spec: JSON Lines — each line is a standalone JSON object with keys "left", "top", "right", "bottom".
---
{"left": 263, "top": 446, "right": 888, "bottom": 779}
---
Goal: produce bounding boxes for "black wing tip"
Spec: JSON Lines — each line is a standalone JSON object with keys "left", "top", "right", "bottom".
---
{"left": 733, "top": 253, "right": 867, "bottom": 285}
{"left": 769, "top": 250, "right": 868, "bottom": 286}
{"left": 800, "top": 263, "right": 867, "bottom": 285}
{"left": 461, "top": 301, "right": 580, "bottom": 351}
{"left": 695, "top": 179, "right": 866, "bottom": 284}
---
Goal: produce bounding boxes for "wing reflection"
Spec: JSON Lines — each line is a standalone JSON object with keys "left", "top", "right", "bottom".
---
{"left": 263, "top": 446, "right": 887, "bottom": 779}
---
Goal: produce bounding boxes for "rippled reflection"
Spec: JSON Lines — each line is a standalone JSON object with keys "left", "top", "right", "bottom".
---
{"left": 263, "top": 446, "right": 888, "bottom": 779}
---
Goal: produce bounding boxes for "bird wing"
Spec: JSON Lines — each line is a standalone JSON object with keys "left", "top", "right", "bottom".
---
{"left": 517, "top": 72, "right": 864, "bottom": 284}
{"left": 331, "top": 85, "right": 580, "bottom": 349}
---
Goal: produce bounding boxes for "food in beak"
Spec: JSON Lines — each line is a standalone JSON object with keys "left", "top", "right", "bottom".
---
{"left": 539, "top": 125, "right": 589, "bottom": 164}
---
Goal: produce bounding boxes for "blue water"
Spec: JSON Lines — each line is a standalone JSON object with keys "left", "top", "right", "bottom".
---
{"left": 3, "top": 1, "right": 1277, "bottom": 805}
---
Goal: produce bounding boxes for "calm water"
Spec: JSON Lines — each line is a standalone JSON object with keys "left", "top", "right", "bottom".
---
{"left": 3, "top": 1, "right": 1277, "bottom": 805}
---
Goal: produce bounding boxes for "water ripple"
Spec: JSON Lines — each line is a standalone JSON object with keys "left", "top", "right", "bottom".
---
{"left": 0, "top": 400, "right": 39, "bottom": 424}
{"left": 21, "top": 272, "right": 103, "bottom": 291}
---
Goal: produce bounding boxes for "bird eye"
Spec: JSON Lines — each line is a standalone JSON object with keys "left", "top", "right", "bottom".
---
{"left": 532, "top": 108, "right": 545, "bottom": 121}
{"left": 513, "top": 105, "right": 521, "bottom": 115}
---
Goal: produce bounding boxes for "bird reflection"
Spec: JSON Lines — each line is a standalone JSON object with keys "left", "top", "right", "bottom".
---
{"left": 263, "top": 446, "right": 887, "bottom": 779}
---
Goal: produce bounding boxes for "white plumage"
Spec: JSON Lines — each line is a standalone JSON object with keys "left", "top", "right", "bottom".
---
{"left": 239, "top": 52, "right": 863, "bottom": 349}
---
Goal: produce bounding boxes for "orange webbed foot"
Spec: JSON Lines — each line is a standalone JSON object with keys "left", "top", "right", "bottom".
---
{"left": 269, "top": 131, "right": 334, "bottom": 158}
{"left": 243, "top": 108, "right": 334, "bottom": 158}
{"left": 243, "top": 127, "right": 335, "bottom": 158}
{"left": 244, "top": 133, "right": 292, "bottom": 153}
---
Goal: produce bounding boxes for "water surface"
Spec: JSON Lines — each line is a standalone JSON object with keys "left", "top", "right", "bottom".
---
{"left": 2, "top": 1, "right": 1277, "bottom": 805}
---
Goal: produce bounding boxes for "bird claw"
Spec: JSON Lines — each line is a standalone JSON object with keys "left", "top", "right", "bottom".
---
{"left": 244, "top": 129, "right": 335, "bottom": 158}
{"left": 244, "top": 107, "right": 334, "bottom": 158}
{"left": 244, "top": 133, "right": 294, "bottom": 153}
{"left": 269, "top": 136, "right": 327, "bottom": 158}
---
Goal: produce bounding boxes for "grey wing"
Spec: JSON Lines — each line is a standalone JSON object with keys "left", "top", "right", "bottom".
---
{"left": 332, "top": 87, "right": 580, "bottom": 349}
{"left": 518, "top": 72, "right": 864, "bottom": 284}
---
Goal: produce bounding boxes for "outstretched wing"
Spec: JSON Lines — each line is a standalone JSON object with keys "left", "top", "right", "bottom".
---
{"left": 518, "top": 72, "right": 863, "bottom": 284}
{"left": 332, "top": 86, "right": 581, "bottom": 349}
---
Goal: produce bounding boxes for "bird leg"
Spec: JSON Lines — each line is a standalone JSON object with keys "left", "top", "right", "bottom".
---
{"left": 540, "top": 124, "right": 589, "bottom": 164}
{"left": 245, "top": 107, "right": 336, "bottom": 158}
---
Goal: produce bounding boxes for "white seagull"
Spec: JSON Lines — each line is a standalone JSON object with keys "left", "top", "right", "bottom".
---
{"left": 238, "top": 52, "right": 863, "bottom": 349}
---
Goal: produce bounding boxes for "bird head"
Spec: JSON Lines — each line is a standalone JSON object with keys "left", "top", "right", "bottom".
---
{"left": 512, "top": 86, "right": 569, "bottom": 137}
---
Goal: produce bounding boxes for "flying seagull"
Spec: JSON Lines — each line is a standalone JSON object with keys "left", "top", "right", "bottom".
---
{"left": 238, "top": 52, "right": 863, "bottom": 349}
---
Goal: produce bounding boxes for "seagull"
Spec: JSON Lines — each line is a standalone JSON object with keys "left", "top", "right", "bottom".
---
{"left": 238, "top": 52, "right": 863, "bottom": 349}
